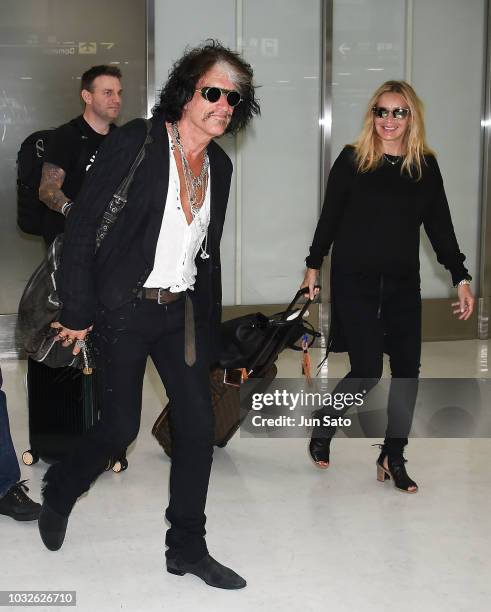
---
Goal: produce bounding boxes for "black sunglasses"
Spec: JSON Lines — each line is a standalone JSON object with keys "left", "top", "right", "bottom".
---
{"left": 372, "top": 106, "right": 410, "bottom": 119}
{"left": 196, "top": 86, "right": 242, "bottom": 107}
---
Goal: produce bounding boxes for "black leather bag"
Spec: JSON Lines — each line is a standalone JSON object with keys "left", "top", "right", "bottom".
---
{"left": 218, "top": 289, "right": 319, "bottom": 374}
{"left": 17, "top": 119, "right": 152, "bottom": 370}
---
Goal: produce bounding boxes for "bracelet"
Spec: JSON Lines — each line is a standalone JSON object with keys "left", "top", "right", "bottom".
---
{"left": 456, "top": 279, "right": 471, "bottom": 288}
{"left": 61, "top": 202, "right": 72, "bottom": 217}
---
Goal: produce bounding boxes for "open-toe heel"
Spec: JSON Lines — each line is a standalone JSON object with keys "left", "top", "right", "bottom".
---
{"left": 309, "top": 437, "right": 331, "bottom": 469}
{"left": 373, "top": 444, "right": 418, "bottom": 493}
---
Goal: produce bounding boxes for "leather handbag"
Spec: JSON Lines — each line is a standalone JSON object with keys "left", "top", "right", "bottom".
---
{"left": 17, "top": 119, "right": 152, "bottom": 370}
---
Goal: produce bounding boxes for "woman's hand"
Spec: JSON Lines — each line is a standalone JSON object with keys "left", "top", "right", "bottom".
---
{"left": 50, "top": 322, "right": 93, "bottom": 355}
{"left": 451, "top": 284, "right": 475, "bottom": 321}
{"left": 301, "top": 268, "right": 320, "bottom": 300}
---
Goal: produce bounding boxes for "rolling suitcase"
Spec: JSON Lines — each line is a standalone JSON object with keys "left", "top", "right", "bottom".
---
{"left": 152, "top": 364, "right": 278, "bottom": 458}
{"left": 22, "top": 358, "right": 128, "bottom": 473}
{"left": 152, "top": 288, "right": 318, "bottom": 457}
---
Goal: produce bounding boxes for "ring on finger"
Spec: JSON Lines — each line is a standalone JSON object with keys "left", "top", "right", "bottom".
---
{"left": 65, "top": 337, "right": 74, "bottom": 345}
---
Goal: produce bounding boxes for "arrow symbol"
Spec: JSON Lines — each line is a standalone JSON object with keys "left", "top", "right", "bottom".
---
{"left": 79, "top": 42, "right": 97, "bottom": 54}
{"left": 338, "top": 43, "right": 351, "bottom": 55}
{"left": 101, "top": 42, "right": 115, "bottom": 50}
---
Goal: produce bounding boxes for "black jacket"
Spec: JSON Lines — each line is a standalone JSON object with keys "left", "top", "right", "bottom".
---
{"left": 58, "top": 116, "right": 232, "bottom": 355}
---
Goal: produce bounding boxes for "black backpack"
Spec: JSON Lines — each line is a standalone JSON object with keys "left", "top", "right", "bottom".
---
{"left": 17, "top": 119, "right": 90, "bottom": 236}
{"left": 17, "top": 130, "right": 53, "bottom": 236}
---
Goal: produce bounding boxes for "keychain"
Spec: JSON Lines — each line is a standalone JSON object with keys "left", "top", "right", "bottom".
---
{"left": 76, "top": 339, "right": 93, "bottom": 375}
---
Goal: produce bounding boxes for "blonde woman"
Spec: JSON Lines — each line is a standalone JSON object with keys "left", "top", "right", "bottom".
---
{"left": 302, "top": 80, "right": 475, "bottom": 492}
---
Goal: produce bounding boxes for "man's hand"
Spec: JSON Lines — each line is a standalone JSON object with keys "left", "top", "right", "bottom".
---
{"left": 301, "top": 268, "right": 320, "bottom": 300}
{"left": 50, "top": 322, "right": 93, "bottom": 355}
{"left": 451, "top": 284, "right": 475, "bottom": 321}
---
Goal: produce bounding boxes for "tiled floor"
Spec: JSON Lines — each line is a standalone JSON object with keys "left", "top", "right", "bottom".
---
{"left": 1, "top": 340, "right": 490, "bottom": 612}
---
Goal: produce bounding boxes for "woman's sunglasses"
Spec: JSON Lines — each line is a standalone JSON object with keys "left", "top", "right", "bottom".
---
{"left": 197, "top": 86, "right": 242, "bottom": 107}
{"left": 372, "top": 106, "right": 410, "bottom": 119}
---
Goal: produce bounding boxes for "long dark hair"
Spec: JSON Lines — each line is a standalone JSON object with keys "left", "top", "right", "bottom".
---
{"left": 152, "top": 40, "right": 260, "bottom": 135}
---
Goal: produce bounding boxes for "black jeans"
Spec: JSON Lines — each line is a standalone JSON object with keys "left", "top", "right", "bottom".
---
{"left": 0, "top": 390, "right": 21, "bottom": 498}
{"left": 313, "top": 274, "right": 421, "bottom": 454}
{"left": 43, "top": 295, "right": 214, "bottom": 562}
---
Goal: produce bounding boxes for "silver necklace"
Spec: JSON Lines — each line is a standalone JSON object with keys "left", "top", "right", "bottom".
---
{"left": 171, "top": 122, "right": 209, "bottom": 207}
{"left": 170, "top": 122, "right": 210, "bottom": 259}
{"left": 383, "top": 153, "right": 401, "bottom": 166}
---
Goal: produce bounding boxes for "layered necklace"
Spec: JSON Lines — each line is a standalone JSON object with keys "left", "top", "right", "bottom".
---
{"left": 171, "top": 122, "right": 210, "bottom": 259}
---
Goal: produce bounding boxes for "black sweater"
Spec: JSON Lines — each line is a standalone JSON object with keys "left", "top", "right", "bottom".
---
{"left": 306, "top": 146, "right": 471, "bottom": 286}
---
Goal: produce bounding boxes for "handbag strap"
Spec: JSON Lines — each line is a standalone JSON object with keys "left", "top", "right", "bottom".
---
{"left": 95, "top": 119, "right": 153, "bottom": 250}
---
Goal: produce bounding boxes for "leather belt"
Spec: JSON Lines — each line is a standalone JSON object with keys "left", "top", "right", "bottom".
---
{"left": 143, "top": 288, "right": 184, "bottom": 304}
{"left": 142, "top": 288, "right": 196, "bottom": 366}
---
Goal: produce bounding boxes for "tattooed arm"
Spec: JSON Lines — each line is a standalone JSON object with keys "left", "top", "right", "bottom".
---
{"left": 38, "top": 162, "right": 72, "bottom": 215}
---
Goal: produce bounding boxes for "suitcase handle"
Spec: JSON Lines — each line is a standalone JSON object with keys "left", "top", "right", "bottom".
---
{"left": 247, "top": 286, "right": 321, "bottom": 376}
{"left": 279, "top": 285, "right": 321, "bottom": 323}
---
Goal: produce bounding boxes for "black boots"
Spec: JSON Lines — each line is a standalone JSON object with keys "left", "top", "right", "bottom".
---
{"left": 0, "top": 480, "right": 41, "bottom": 521}
{"left": 167, "top": 554, "right": 246, "bottom": 589}
{"left": 375, "top": 445, "right": 418, "bottom": 493}
{"left": 38, "top": 501, "right": 69, "bottom": 550}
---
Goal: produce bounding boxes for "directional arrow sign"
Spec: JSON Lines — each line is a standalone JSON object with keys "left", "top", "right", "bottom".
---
{"left": 79, "top": 42, "right": 97, "bottom": 54}
{"left": 101, "top": 42, "right": 115, "bottom": 50}
{"left": 338, "top": 43, "right": 351, "bottom": 55}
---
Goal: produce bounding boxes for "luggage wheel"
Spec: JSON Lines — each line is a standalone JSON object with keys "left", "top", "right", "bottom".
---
{"left": 22, "top": 450, "right": 39, "bottom": 466}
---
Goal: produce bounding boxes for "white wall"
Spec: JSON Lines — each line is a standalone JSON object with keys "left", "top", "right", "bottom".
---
{"left": 412, "top": 0, "right": 485, "bottom": 297}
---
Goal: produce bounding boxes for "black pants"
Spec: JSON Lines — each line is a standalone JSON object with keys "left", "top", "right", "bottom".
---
{"left": 313, "top": 274, "right": 421, "bottom": 454}
{"left": 43, "top": 295, "right": 214, "bottom": 562}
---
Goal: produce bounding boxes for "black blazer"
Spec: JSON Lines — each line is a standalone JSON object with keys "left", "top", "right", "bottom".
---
{"left": 58, "top": 116, "right": 233, "bottom": 355}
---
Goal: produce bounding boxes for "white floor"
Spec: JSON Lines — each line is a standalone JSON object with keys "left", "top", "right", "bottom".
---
{"left": 1, "top": 340, "right": 490, "bottom": 612}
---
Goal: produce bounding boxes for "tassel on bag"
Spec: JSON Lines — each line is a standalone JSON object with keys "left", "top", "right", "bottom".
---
{"left": 301, "top": 334, "right": 312, "bottom": 384}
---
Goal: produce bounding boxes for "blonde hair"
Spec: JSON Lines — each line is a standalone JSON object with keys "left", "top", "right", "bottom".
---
{"left": 353, "top": 80, "right": 434, "bottom": 180}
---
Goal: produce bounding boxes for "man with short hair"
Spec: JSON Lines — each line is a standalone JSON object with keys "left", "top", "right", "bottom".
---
{"left": 39, "top": 64, "right": 122, "bottom": 245}
{"left": 0, "top": 366, "right": 41, "bottom": 522}
{"left": 38, "top": 41, "right": 260, "bottom": 590}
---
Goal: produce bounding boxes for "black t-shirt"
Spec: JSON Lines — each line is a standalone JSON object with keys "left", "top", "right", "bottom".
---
{"left": 46, "top": 115, "right": 115, "bottom": 200}
{"left": 42, "top": 115, "right": 115, "bottom": 244}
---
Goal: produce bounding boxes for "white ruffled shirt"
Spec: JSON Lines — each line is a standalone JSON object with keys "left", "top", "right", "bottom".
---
{"left": 144, "top": 133, "right": 210, "bottom": 292}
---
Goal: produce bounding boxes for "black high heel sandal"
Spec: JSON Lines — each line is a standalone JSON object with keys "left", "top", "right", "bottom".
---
{"left": 374, "top": 445, "right": 418, "bottom": 493}
{"left": 309, "top": 437, "right": 331, "bottom": 468}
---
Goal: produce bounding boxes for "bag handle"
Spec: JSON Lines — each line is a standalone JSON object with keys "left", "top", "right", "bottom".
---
{"left": 247, "top": 286, "right": 321, "bottom": 376}
{"left": 279, "top": 285, "right": 321, "bottom": 323}
{"left": 95, "top": 119, "right": 152, "bottom": 250}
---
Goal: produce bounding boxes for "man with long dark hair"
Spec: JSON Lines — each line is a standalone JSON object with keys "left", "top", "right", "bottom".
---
{"left": 38, "top": 41, "right": 259, "bottom": 590}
